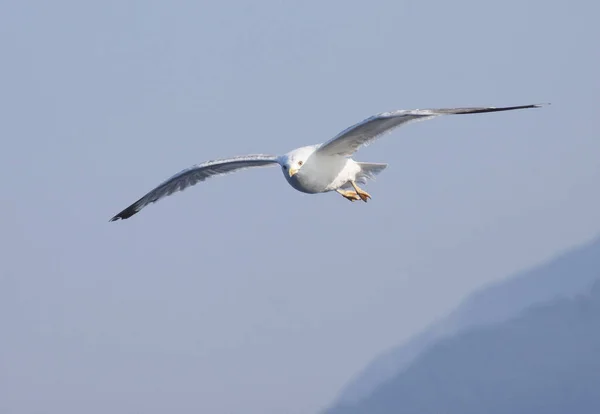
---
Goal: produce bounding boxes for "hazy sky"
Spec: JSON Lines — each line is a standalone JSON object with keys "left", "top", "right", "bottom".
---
{"left": 1, "top": 1, "right": 599, "bottom": 413}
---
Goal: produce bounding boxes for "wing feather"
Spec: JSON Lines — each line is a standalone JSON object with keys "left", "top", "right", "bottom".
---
{"left": 110, "top": 154, "right": 279, "bottom": 221}
{"left": 316, "top": 104, "right": 547, "bottom": 157}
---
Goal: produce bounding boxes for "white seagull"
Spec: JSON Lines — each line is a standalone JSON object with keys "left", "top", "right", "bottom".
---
{"left": 110, "top": 103, "right": 545, "bottom": 221}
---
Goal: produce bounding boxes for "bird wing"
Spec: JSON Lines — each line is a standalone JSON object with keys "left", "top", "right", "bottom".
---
{"left": 110, "top": 154, "right": 279, "bottom": 221}
{"left": 316, "top": 104, "right": 546, "bottom": 157}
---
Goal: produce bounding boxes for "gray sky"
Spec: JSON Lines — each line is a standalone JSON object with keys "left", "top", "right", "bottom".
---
{"left": 1, "top": 1, "right": 599, "bottom": 413}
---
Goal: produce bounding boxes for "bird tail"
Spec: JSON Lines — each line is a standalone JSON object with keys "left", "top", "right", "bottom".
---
{"left": 355, "top": 162, "right": 388, "bottom": 185}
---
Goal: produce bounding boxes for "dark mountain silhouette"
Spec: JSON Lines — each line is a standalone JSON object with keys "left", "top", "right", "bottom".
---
{"left": 328, "top": 236, "right": 600, "bottom": 411}
{"left": 327, "top": 280, "right": 600, "bottom": 414}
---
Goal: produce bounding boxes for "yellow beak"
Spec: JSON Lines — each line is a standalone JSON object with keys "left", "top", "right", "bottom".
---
{"left": 288, "top": 167, "right": 298, "bottom": 177}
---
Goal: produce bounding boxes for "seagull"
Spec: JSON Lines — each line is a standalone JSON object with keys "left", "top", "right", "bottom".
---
{"left": 110, "top": 103, "right": 546, "bottom": 221}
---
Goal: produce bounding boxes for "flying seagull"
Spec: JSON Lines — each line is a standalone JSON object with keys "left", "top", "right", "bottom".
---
{"left": 110, "top": 103, "right": 545, "bottom": 221}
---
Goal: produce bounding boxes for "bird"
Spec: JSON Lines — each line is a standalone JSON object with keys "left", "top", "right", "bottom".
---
{"left": 110, "top": 103, "right": 546, "bottom": 221}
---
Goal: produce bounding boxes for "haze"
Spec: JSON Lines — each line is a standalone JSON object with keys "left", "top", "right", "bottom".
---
{"left": 1, "top": 1, "right": 599, "bottom": 413}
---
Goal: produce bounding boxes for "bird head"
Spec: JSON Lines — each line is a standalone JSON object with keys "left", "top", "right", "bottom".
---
{"left": 279, "top": 146, "right": 316, "bottom": 178}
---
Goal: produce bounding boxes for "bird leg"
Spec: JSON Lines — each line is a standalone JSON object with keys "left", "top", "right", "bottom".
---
{"left": 336, "top": 189, "right": 362, "bottom": 202}
{"left": 350, "top": 181, "right": 371, "bottom": 202}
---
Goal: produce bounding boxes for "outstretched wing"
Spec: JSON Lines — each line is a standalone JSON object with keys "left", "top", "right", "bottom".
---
{"left": 110, "top": 154, "right": 279, "bottom": 221}
{"left": 316, "top": 104, "right": 547, "bottom": 157}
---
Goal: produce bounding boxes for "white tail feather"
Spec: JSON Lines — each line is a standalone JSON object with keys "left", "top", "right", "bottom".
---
{"left": 341, "top": 162, "right": 388, "bottom": 188}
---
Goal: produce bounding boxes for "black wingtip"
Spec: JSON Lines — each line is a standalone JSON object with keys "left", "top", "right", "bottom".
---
{"left": 450, "top": 103, "right": 550, "bottom": 116}
{"left": 488, "top": 103, "right": 546, "bottom": 113}
{"left": 109, "top": 204, "right": 140, "bottom": 222}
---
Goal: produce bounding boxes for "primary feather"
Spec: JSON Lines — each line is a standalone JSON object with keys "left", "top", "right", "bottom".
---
{"left": 109, "top": 154, "right": 279, "bottom": 221}
{"left": 316, "top": 104, "right": 546, "bottom": 157}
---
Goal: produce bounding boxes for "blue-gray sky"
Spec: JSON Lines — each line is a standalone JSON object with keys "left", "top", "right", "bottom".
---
{"left": 1, "top": 1, "right": 599, "bottom": 413}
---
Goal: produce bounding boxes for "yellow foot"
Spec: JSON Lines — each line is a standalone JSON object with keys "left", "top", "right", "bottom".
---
{"left": 350, "top": 181, "right": 371, "bottom": 202}
{"left": 336, "top": 189, "right": 362, "bottom": 202}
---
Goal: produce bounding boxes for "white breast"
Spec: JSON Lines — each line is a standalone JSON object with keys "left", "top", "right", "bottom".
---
{"left": 284, "top": 155, "right": 359, "bottom": 194}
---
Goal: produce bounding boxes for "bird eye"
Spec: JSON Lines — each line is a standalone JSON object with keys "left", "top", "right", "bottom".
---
{"left": 283, "top": 165, "right": 287, "bottom": 170}
{"left": 298, "top": 160, "right": 303, "bottom": 166}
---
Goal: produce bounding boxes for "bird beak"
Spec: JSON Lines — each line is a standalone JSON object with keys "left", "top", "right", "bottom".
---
{"left": 288, "top": 167, "right": 298, "bottom": 177}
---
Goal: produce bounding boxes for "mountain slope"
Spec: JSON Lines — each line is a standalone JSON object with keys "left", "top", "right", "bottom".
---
{"left": 329, "top": 280, "right": 600, "bottom": 414}
{"left": 329, "top": 236, "right": 600, "bottom": 409}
